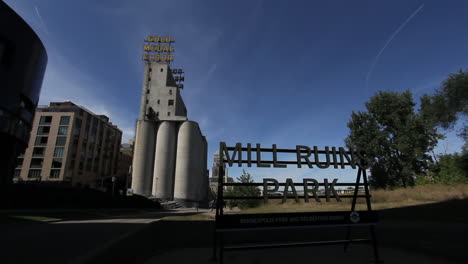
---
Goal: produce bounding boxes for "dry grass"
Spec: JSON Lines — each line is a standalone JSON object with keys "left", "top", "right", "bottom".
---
{"left": 234, "top": 184, "right": 468, "bottom": 214}
{"left": 160, "top": 185, "right": 468, "bottom": 220}
{"left": 371, "top": 184, "right": 468, "bottom": 203}
{"left": 162, "top": 213, "right": 214, "bottom": 221}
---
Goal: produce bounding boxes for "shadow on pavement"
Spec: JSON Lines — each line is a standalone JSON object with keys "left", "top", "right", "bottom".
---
{"left": 91, "top": 199, "right": 468, "bottom": 263}
{"left": 1, "top": 199, "right": 467, "bottom": 263}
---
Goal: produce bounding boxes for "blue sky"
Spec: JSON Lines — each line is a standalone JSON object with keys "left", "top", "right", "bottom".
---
{"left": 7, "top": 0, "right": 468, "bottom": 182}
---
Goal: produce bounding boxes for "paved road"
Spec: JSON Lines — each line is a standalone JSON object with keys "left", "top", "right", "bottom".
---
{"left": 0, "top": 209, "right": 204, "bottom": 264}
{"left": 90, "top": 218, "right": 467, "bottom": 264}
{"left": 1, "top": 202, "right": 467, "bottom": 264}
{"left": 145, "top": 245, "right": 462, "bottom": 264}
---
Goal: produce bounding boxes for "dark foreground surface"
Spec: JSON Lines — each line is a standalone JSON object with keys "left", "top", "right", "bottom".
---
{"left": 1, "top": 199, "right": 467, "bottom": 264}
{"left": 1, "top": 183, "right": 160, "bottom": 209}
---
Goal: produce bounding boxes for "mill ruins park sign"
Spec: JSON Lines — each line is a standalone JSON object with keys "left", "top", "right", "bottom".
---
{"left": 220, "top": 142, "right": 370, "bottom": 203}
{"left": 213, "top": 142, "right": 382, "bottom": 264}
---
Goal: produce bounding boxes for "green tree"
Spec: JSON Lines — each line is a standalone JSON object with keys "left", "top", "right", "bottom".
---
{"left": 421, "top": 69, "right": 468, "bottom": 176}
{"left": 431, "top": 153, "right": 467, "bottom": 184}
{"left": 420, "top": 69, "right": 468, "bottom": 130}
{"left": 225, "top": 170, "right": 261, "bottom": 209}
{"left": 210, "top": 188, "right": 217, "bottom": 201}
{"left": 345, "top": 90, "right": 442, "bottom": 188}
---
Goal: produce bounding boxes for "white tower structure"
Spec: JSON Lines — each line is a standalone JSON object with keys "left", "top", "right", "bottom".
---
{"left": 131, "top": 57, "right": 208, "bottom": 207}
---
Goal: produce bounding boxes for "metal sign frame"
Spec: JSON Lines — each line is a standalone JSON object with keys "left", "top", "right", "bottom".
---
{"left": 213, "top": 142, "right": 383, "bottom": 264}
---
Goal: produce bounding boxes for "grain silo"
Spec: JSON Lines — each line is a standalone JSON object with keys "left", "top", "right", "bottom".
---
{"left": 173, "top": 121, "right": 207, "bottom": 207}
{"left": 152, "top": 121, "right": 177, "bottom": 199}
{"left": 131, "top": 120, "right": 156, "bottom": 196}
{"left": 131, "top": 35, "right": 208, "bottom": 207}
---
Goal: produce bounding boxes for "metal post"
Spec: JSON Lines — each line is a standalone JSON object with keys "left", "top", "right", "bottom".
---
{"left": 214, "top": 143, "right": 225, "bottom": 263}
{"left": 212, "top": 231, "right": 218, "bottom": 260}
{"left": 362, "top": 169, "right": 383, "bottom": 263}
{"left": 344, "top": 168, "right": 362, "bottom": 252}
{"left": 220, "top": 232, "right": 224, "bottom": 264}
{"left": 369, "top": 225, "right": 383, "bottom": 263}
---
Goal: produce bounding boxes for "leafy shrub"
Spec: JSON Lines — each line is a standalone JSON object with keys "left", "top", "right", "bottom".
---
{"left": 225, "top": 170, "right": 261, "bottom": 209}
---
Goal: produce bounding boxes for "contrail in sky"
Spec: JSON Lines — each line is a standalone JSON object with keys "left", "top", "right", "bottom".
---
{"left": 34, "top": 6, "right": 50, "bottom": 35}
{"left": 365, "top": 4, "right": 425, "bottom": 88}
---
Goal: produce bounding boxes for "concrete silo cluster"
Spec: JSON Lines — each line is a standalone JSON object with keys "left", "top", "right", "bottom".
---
{"left": 131, "top": 60, "right": 208, "bottom": 208}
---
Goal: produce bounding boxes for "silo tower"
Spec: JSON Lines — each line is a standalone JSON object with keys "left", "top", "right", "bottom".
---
{"left": 131, "top": 35, "right": 208, "bottom": 208}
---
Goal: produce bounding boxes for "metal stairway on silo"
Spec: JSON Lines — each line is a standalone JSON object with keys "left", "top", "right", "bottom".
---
{"left": 148, "top": 196, "right": 184, "bottom": 209}
{"left": 160, "top": 200, "right": 183, "bottom": 210}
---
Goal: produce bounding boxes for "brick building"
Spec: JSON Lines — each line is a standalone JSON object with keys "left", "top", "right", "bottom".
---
{"left": 14, "top": 101, "right": 122, "bottom": 188}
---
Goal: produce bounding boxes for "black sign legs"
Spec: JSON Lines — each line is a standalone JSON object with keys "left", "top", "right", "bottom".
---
{"left": 211, "top": 231, "right": 225, "bottom": 264}
{"left": 362, "top": 168, "right": 383, "bottom": 263}
{"left": 344, "top": 226, "right": 351, "bottom": 252}
{"left": 219, "top": 233, "right": 224, "bottom": 264}
{"left": 370, "top": 225, "right": 383, "bottom": 263}
{"left": 212, "top": 231, "right": 226, "bottom": 264}
{"left": 212, "top": 230, "right": 217, "bottom": 260}
{"left": 344, "top": 168, "right": 363, "bottom": 252}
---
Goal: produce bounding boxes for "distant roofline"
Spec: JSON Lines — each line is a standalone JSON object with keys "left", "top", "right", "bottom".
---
{"left": 38, "top": 101, "right": 122, "bottom": 133}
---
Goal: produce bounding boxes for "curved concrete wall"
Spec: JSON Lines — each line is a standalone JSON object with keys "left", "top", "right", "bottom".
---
{"left": 200, "top": 136, "right": 208, "bottom": 207}
{"left": 174, "top": 121, "right": 206, "bottom": 206}
{"left": 152, "top": 121, "right": 177, "bottom": 199}
{"left": 199, "top": 137, "right": 208, "bottom": 201}
{"left": 131, "top": 120, "right": 156, "bottom": 196}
